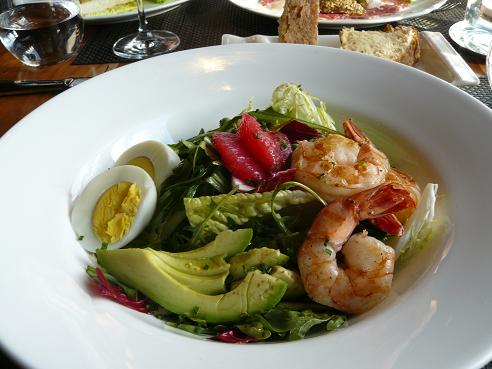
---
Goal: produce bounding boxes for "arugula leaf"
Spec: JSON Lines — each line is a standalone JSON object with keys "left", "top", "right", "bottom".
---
{"left": 243, "top": 308, "right": 347, "bottom": 341}
{"left": 128, "top": 132, "right": 233, "bottom": 251}
{"left": 249, "top": 107, "right": 338, "bottom": 135}
{"left": 235, "top": 321, "right": 272, "bottom": 340}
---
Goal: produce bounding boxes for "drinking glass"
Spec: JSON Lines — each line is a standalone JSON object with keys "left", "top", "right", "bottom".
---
{"left": 449, "top": 0, "right": 492, "bottom": 55}
{"left": 112, "top": 0, "right": 179, "bottom": 60}
{"left": 0, "top": 0, "right": 84, "bottom": 66}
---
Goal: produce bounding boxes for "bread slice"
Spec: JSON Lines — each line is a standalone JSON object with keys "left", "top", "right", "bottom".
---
{"left": 278, "top": 0, "right": 319, "bottom": 45}
{"left": 339, "top": 25, "right": 421, "bottom": 66}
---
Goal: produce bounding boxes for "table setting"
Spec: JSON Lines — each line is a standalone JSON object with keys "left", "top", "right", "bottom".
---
{"left": 1, "top": 0, "right": 492, "bottom": 368}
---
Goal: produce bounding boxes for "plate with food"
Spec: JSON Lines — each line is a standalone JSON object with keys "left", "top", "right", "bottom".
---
{"left": 0, "top": 43, "right": 492, "bottom": 369}
{"left": 80, "top": 0, "right": 190, "bottom": 24}
{"left": 229, "top": 0, "right": 449, "bottom": 28}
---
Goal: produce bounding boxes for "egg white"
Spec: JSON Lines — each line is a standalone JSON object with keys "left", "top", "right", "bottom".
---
{"left": 71, "top": 165, "right": 157, "bottom": 252}
{"left": 114, "top": 140, "right": 180, "bottom": 189}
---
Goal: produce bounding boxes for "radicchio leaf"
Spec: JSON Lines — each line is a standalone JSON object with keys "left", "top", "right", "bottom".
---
{"left": 95, "top": 267, "right": 148, "bottom": 313}
{"left": 256, "top": 168, "right": 296, "bottom": 193}
{"left": 280, "top": 121, "right": 321, "bottom": 142}
{"left": 211, "top": 329, "right": 255, "bottom": 344}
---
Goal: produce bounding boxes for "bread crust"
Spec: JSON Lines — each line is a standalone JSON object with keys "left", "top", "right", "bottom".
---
{"left": 278, "top": 0, "right": 319, "bottom": 45}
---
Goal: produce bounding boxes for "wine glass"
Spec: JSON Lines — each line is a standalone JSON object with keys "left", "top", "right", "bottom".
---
{"left": 112, "top": 0, "right": 179, "bottom": 60}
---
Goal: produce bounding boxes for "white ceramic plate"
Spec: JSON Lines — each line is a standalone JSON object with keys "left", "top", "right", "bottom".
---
{"left": 229, "top": 0, "right": 448, "bottom": 28}
{"left": 1, "top": 44, "right": 492, "bottom": 369}
{"left": 82, "top": 0, "right": 189, "bottom": 24}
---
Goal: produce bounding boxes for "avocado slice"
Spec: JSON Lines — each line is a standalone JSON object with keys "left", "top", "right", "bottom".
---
{"left": 148, "top": 250, "right": 228, "bottom": 294}
{"left": 229, "top": 247, "right": 289, "bottom": 281}
{"left": 160, "top": 267, "right": 227, "bottom": 295}
{"left": 151, "top": 254, "right": 227, "bottom": 295}
{"left": 270, "top": 266, "right": 305, "bottom": 299}
{"left": 150, "top": 251, "right": 230, "bottom": 276}
{"left": 165, "top": 229, "right": 252, "bottom": 259}
{"left": 96, "top": 248, "right": 287, "bottom": 323}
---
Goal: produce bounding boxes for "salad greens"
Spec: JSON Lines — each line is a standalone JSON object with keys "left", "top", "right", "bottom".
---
{"left": 88, "top": 83, "right": 440, "bottom": 343}
{"left": 392, "top": 183, "right": 439, "bottom": 260}
{"left": 271, "top": 83, "right": 336, "bottom": 131}
{"left": 184, "top": 190, "right": 315, "bottom": 236}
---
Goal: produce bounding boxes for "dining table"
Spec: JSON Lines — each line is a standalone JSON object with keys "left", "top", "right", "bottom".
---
{"left": 0, "top": 0, "right": 491, "bottom": 368}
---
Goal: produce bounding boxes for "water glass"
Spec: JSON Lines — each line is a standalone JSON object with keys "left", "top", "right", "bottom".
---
{"left": 0, "top": 0, "right": 84, "bottom": 67}
{"left": 449, "top": 0, "right": 492, "bottom": 55}
{"left": 465, "top": 0, "right": 492, "bottom": 32}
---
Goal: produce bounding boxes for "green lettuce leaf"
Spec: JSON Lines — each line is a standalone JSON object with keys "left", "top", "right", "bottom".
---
{"left": 393, "top": 183, "right": 438, "bottom": 260}
{"left": 241, "top": 308, "right": 346, "bottom": 341}
{"left": 184, "top": 190, "right": 315, "bottom": 235}
{"left": 271, "top": 83, "right": 336, "bottom": 130}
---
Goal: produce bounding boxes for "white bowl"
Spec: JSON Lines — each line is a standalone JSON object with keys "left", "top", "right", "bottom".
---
{"left": 0, "top": 44, "right": 491, "bottom": 369}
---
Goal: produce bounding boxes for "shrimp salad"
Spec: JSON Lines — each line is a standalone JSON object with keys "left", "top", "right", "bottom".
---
{"left": 78, "top": 83, "right": 439, "bottom": 343}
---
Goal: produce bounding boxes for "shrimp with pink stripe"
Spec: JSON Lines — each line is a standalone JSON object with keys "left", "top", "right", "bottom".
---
{"left": 291, "top": 118, "right": 391, "bottom": 202}
{"left": 343, "top": 119, "right": 422, "bottom": 235}
{"left": 297, "top": 184, "right": 416, "bottom": 314}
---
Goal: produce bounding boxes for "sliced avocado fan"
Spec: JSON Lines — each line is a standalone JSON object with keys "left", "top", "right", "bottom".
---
{"left": 97, "top": 248, "right": 287, "bottom": 323}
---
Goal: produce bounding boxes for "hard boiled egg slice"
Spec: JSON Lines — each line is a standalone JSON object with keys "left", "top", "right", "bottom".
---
{"left": 71, "top": 165, "right": 157, "bottom": 252}
{"left": 114, "top": 140, "right": 180, "bottom": 189}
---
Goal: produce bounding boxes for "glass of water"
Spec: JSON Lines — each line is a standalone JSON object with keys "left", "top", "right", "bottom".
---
{"left": 449, "top": 0, "right": 492, "bottom": 55}
{"left": 111, "top": 0, "right": 179, "bottom": 60}
{"left": 0, "top": 0, "right": 84, "bottom": 67}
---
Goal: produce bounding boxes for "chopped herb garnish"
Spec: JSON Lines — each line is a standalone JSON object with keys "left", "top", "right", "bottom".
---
{"left": 78, "top": 235, "right": 84, "bottom": 241}
{"left": 190, "top": 306, "right": 200, "bottom": 318}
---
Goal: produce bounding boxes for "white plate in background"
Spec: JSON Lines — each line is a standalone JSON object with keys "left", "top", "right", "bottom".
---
{"left": 82, "top": 0, "right": 189, "bottom": 24}
{"left": 229, "top": 0, "right": 449, "bottom": 28}
{"left": 0, "top": 44, "right": 492, "bottom": 369}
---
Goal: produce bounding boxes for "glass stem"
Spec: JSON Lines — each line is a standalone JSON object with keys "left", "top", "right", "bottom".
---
{"left": 136, "top": 0, "right": 148, "bottom": 34}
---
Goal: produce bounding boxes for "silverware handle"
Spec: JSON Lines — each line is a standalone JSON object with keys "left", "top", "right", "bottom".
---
{"left": 0, "top": 79, "right": 72, "bottom": 96}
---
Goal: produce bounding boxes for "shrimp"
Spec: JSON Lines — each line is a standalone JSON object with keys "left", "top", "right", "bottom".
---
{"left": 291, "top": 119, "right": 390, "bottom": 201}
{"left": 344, "top": 119, "right": 422, "bottom": 234}
{"left": 297, "top": 183, "right": 415, "bottom": 314}
{"left": 370, "top": 169, "right": 422, "bottom": 235}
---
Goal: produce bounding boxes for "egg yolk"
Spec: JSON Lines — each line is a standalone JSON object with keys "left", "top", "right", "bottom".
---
{"left": 127, "top": 157, "right": 155, "bottom": 182}
{"left": 92, "top": 182, "right": 141, "bottom": 244}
